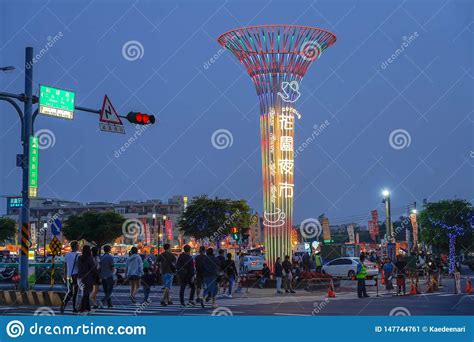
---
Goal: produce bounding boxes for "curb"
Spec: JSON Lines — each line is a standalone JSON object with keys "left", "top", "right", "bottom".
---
{"left": 0, "top": 290, "right": 64, "bottom": 306}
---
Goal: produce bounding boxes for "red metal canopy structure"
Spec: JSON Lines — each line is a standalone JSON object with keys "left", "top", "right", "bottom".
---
{"left": 218, "top": 25, "right": 336, "bottom": 269}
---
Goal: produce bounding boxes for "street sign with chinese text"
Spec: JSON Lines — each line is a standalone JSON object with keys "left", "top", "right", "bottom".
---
{"left": 28, "top": 136, "right": 38, "bottom": 198}
{"left": 39, "top": 85, "right": 75, "bottom": 120}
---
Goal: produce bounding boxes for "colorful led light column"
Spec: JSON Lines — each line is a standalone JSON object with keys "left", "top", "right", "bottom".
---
{"left": 218, "top": 25, "right": 336, "bottom": 269}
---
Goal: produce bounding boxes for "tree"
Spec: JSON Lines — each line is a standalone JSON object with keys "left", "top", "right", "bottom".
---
{"left": 63, "top": 211, "right": 125, "bottom": 249}
{"left": 0, "top": 217, "right": 16, "bottom": 242}
{"left": 418, "top": 199, "right": 473, "bottom": 254}
{"left": 179, "top": 195, "right": 252, "bottom": 240}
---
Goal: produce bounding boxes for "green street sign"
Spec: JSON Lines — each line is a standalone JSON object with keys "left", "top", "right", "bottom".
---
{"left": 39, "top": 84, "right": 75, "bottom": 120}
{"left": 29, "top": 136, "right": 39, "bottom": 198}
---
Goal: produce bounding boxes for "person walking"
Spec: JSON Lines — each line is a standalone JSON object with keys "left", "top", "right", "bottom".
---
{"left": 394, "top": 255, "right": 407, "bottom": 295}
{"left": 382, "top": 257, "right": 394, "bottom": 294}
{"left": 259, "top": 263, "right": 271, "bottom": 289}
{"left": 77, "top": 245, "right": 99, "bottom": 313}
{"left": 356, "top": 255, "right": 369, "bottom": 298}
{"left": 216, "top": 249, "right": 226, "bottom": 297}
{"left": 176, "top": 244, "right": 196, "bottom": 307}
{"left": 314, "top": 252, "right": 323, "bottom": 273}
{"left": 141, "top": 267, "right": 155, "bottom": 304}
{"left": 90, "top": 247, "right": 101, "bottom": 309}
{"left": 202, "top": 248, "right": 219, "bottom": 308}
{"left": 194, "top": 246, "right": 206, "bottom": 304}
{"left": 282, "top": 255, "right": 295, "bottom": 293}
{"left": 157, "top": 243, "right": 177, "bottom": 306}
{"left": 126, "top": 246, "right": 143, "bottom": 303}
{"left": 222, "top": 253, "right": 238, "bottom": 298}
{"left": 60, "top": 241, "right": 80, "bottom": 314}
{"left": 274, "top": 257, "right": 283, "bottom": 294}
{"left": 99, "top": 245, "right": 115, "bottom": 308}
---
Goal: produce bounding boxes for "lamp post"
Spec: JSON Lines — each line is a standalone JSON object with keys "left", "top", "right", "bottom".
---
{"left": 158, "top": 215, "right": 166, "bottom": 254}
{"left": 382, "top": 189, "right": 392, "bottom": 242}
{"left": 43, "top": 222, "right": 47, "bottom": 263}
{"left": 152, "top": 213, "right": 157, "bottom": 253}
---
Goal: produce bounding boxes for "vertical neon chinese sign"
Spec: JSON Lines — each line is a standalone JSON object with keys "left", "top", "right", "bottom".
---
{"left": 29, "top": 136, "right": 39, "bottom": 198}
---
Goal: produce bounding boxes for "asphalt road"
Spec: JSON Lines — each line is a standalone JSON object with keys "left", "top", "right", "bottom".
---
{"left": 1, "top": 279, "right": 472, "bottom": 316}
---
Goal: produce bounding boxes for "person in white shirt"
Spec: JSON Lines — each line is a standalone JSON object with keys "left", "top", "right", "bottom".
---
{"left": 60, "top": 241, "right": 80, "bottom": 314}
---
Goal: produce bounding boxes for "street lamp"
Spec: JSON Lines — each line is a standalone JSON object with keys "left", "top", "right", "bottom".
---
{"left": 43, "top": 223, "right": 47, "bottom": 262}
{"left": 152, "top": 213, "right": 157, "bottom": 251}
{"left": 0, "top": 66, "right": 15, "bottom": 73}
{"left": 382, "top": 189, "right": 392, "bottom": 241}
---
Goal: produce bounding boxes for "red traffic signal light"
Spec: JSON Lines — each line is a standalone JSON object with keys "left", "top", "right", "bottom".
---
{"left": 126, "top": 112, "right": 156, "bottom": 125}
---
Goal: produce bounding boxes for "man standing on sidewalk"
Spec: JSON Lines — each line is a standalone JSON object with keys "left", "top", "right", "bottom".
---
{"left": 177, "top": 244, "right": 196, "bottom": 307}
{"left": 60, "top": 241, "right": 79, "bottom": 314}
{"left": 157, "top": 243, "right": 177, "bottom": 306}
{"left": 99, "top": 245, "right": 115, "bottom": 308}
{"left": 356, "top": 255, "right": 369, "bottom": 298}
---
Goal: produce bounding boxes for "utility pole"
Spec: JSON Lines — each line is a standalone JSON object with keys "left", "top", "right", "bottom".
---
{"left": 19, "top": 47, "right": 33, "bottom": 290}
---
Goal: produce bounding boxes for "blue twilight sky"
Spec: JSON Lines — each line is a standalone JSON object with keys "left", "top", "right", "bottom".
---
{"left": 0, "top": 0, "right": 472, "bottom": 225}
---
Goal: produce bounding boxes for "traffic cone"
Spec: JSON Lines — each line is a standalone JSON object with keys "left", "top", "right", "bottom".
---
{"left": 425, "top": 275, "right": 433, "bottom": 293}
{"left": 409, "top": 278, "right": 419, "bottom": 295}
{"left": 381, "top": 270, "right": 385, "bottom": 285}
{"left": 327, "top": 279, "right": 336, "bottom": 298}
{"left": 465, "top": 276, "right": 473, "bottom": 294}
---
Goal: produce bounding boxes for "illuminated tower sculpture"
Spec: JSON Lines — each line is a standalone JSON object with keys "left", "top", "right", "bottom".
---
{"left": 218, "top": 25, "right": 336, "bottom": 268}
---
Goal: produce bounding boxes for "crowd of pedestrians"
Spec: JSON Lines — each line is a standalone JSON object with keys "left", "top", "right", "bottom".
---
{"left": 60, "top": 241, "right": 250, "bottom": 314}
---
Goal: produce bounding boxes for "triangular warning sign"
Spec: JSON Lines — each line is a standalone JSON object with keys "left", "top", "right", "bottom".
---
{"left": 100, "top": 95, "right": 123, "bottom": 124}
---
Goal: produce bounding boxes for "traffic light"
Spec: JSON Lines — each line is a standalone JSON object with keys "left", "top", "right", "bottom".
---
{"left": 242, "top": 227, "right": 250, "bottom": 244}
{"left": 231, "top": 226, "right": 239, "bottom": 241}
{"left": 126, "top": 112, "right": 156, "bottom": 125}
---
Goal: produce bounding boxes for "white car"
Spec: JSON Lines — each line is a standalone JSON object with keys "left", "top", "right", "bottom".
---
{"left": 322, "top": 257, "right": 378, "bottom": 278}
{"left": 241, "top": 256, "right": 264, "bottom": 272}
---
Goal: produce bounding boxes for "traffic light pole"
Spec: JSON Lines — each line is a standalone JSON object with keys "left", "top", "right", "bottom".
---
{"left": 19, "top": 47, "right": 33, "bottom": 290}
{"left": 0, "top": 47, "right": 155, "bottom": 291}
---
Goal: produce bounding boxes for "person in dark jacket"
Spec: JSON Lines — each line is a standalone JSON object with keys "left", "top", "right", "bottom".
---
{"left": 202, "top": 248, "right": 219, "bottom": 308}
{"left": 157, "top": 244, "right": 177, "bottom": 306}
{"left": 177, "top": 244, "right": 196, "bottom": 307}
{"left": 77, "top": 245, "right": 99, "bottom": 313}
{"left": 274, "top": 257, "right": 283, "bottom": 294}
{"left": 216, "top": 249, "right": 226, "bottom": 296}
{"left": 282, "top": 255, "right": 295, "bottom": 293}
{"left": 259, "top": 263, "right": 271, "bottom": 288}
{"left": 141, "top": 267, "right": 155, "bottom": 303}
{"left": 194, "top": 246, "right": 206, "bottom": 304}
{"left": 222, "top": 253, "right": 238, "bottom": 298}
